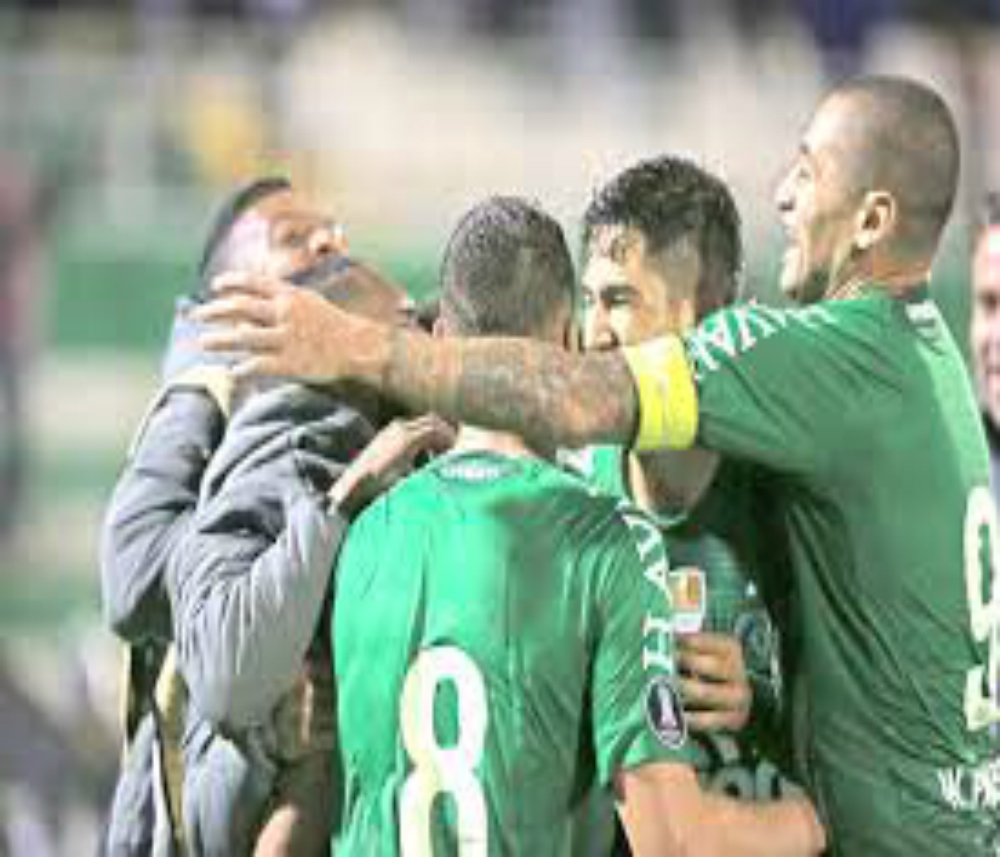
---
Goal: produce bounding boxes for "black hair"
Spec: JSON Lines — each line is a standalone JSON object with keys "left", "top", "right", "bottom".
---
{"left": 832, "top": 75, "right": 960, "bottom": 250}
{"left": 440, "top": 196, "right": 575, "bottom": 339}
{"left": 195, "top": 175, "right": 292, "bottom": 294}
{"left": 582, "top": 155, "right": 743, "bottom": 319}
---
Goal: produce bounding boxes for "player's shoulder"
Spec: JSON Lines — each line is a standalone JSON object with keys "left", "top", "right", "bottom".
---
{"left": 344, "top": 461, "right": 441, "bottom": 537}
{"left": 527, "top": 454, "right": 623, "bottom": 515}
{"left": 685, "top": 293, "right": 910, "bottom": 377}
{"left": 557, "top": 443, "right": 626, "bottom": 496}
{"left": 493, "top": 454, "right": 655, "bottom": 557}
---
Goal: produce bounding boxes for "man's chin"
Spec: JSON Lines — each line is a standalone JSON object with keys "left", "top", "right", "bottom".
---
{"left": 780, "top": 268, "right": 827, "bottom": 306}
{"left": 779, "top": 268, "right": 806, "bottom": 304}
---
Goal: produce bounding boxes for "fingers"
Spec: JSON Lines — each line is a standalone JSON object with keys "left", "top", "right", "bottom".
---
{"left": 375, "top": 415, "right": 455, "bottom": 465}
{"left": 685, "top": 707, "right": 747, "bottom": 734}
{"left": 401, "top": 414, "right": 457, "bottom": 456}
{"left": 680, "top": 675, "right": 750, "bottom": 733}
{"left": 677, "top": 631, "right": 751, "bottom": 733}
{"left": 679, "top": 674, "right": 745, "bottom": 710}
{"left": 677, "top": 648, "right": 729, "bottom": 682}
{"left": 679, "top": 631, "right": 739, "bottom": 657}
{"left": 199, "top": 325, "right": 285, "bottom": 354}
{"left": 677, "top": 632, "right": 743, "bottom": 683}
{"left": 194, "top": 292, "right": 279, "bottom": 328}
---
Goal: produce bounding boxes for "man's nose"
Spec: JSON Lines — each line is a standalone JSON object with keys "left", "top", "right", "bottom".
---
{"left": 309, "top": 222, "right": 347, "bottom": 258}
{"left": 775, "top": 169, "right": 794, "bottom": 216}
{"left": 309, "top": 227, "right": 335, "bottom": 257}
{"left": 585, "top": 309, "right": 618, "bottom": 351}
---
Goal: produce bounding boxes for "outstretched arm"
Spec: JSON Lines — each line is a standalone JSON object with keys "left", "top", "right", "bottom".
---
{"left": 196, "top": 274, "right": 642, "bottom": 452}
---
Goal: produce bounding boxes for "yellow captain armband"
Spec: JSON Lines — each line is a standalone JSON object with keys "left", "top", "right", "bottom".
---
{"left": 622, "top": 335, "right": 698, "bottom": 452}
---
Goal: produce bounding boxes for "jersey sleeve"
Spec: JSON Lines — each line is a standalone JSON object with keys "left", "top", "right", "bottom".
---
{"left": 559, "top": 445, "right": 628, "bottom": 499}
{"left": 683, "top": 301, "right": 895, "bottom": 476}
{"left": 588, "top": 503, "right": 693, "bottom": 786}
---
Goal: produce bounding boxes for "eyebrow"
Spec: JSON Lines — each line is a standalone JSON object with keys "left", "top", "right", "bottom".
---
{"left": 269, "top": 212, "right": 339, "bottom": 236}
{"left": 581, "top": 278, "right": 636, "bottom": 297}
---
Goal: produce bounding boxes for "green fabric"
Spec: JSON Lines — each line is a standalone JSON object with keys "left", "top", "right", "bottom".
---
{"left": 565, "top": 444, "right": 797, "bottom": 801}
{"left": 332, "top": 450, "right": 689, "bottom": 855}
{"left": 687, "top": 290, "right": 999, "bottom": 854}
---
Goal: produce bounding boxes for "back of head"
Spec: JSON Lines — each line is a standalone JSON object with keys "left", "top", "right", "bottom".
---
{"left": 582, "top": 155, "right": 743, "bottom": 319}
{"left": 830, "top": 75, "right": 959, "bottom": 256}
{"left": 440, "top": 196, "right": 575, "bottom": 341}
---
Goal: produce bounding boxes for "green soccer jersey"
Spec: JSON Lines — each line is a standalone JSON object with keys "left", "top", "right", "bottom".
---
{"left": 683, "top": 287, "right": 1000, "bottom": 855}
{"left": 564, "top": 444, "right": 797, "bottom": 801}
{"left": 331, "top": 450, "right": 691, "bottom": 856}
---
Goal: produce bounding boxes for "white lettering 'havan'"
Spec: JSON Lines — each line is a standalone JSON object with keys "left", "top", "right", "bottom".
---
{"left": 687, "top": 303, "right": 836, "bottom": 379}
{"left": 642, "top": 614, "right": 675, "bottom": 673}
{"left": 617, "top": 500, "right": 677, "bottom": 676}
{"left": 618, "top": 503, "right": 671, "bottom": 601}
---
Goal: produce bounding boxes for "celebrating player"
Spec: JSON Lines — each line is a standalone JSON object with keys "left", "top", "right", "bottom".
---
{"left": 197, "top": 75, "right": 1000, "bottom": 854}
{"left": 572, "top": 155, "right": 796, "bottom": 802}
{"left": 329, "top": 196, "right": 824, "bottom": 855}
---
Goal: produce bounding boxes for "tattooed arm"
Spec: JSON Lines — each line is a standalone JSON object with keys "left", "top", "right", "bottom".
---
{"left": 383, "top": 330, "right": 639, "bottom": 452}
{"left": 197, "top": 274, "right": 640, "bottom": 451}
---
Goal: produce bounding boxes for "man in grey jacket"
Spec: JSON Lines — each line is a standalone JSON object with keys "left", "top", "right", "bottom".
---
{"left": 100, "top": 177, "right": 445, "bottom": 856}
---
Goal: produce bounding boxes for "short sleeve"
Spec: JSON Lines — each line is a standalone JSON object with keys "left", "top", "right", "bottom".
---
{"left": 589, "top": 503, "right": 694, "bottom": 785}
{"left": 684, "top": 301, "right": 894, "bottom": 475}
{"left": 559, "top": 445, "right": 628, "bottom": 499}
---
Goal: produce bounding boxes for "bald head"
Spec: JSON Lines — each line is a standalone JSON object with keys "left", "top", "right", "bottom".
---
{"left": 828, "top": 75, "right": 960, "bottom": 252}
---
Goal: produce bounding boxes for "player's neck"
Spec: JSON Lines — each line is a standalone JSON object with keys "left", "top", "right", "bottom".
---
{"left": 827, "top": 254, "right": 932, "bottom": 300}
{"left": 453, "top": 426, "right": 544, "bottom": 462}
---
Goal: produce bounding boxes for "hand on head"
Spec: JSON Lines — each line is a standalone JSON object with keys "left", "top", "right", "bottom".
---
{"left": 194, "top": 271, "right": 372, "bottom": 383}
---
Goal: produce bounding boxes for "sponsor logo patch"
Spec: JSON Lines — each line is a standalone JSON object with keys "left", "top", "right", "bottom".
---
{"left": 645, "top": 675, "right": 687, "bottom": 749}
{"left": 668, "top": 567, "right": 707, "bottom": 635}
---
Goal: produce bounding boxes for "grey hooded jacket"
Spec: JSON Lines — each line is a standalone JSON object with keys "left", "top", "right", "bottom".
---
{"left": 170, "top": 380, "right": 375, "bottom": 732}
{"left": 101, "top": 304, "right": 376, "bottom": 856}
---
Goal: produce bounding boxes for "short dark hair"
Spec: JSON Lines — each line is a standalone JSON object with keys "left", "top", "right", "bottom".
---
{"left": 832, "top": 75, "right": 960, "bottom": 251}
{"left": 582, "top": 156, "right": 743, "bottom": 319}
{"left": 440, "top": 196, "right": 575, "bottom": 339}
{"left": 196, "top": 175, "right": 292, "bottom": 289}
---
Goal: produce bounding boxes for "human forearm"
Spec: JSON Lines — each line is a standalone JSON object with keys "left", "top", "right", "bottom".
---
{"left": 705, "top": 793, "right": 825, "bottom": 857}
{"left": 171, "top": 496, "right": 346, "bottom": 729}
{"left": 196, "top": 278, "right": 641, "bottom": 450}
{"left": 374, "top": 324, "right": 640, "bottom": 452}
{"left": 618, "top": 763, "right": 823, "bottom": 857}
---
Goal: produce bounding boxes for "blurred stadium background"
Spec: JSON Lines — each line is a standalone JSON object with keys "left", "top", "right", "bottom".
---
{"left": 0, "top": 1, "right": 998, "bottom": 853}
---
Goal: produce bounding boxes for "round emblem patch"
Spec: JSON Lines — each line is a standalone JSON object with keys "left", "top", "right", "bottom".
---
{"left": 645, "top": 675, "right": 687, "bottom": 749}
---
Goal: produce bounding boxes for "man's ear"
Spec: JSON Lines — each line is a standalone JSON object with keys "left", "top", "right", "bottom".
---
{"left": 854, "top": 190, "right": 897, "bottom": 252}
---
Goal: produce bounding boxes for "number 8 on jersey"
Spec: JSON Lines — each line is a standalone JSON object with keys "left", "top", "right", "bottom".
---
{"left": 399, "top": 647, "right": 489, "bottom": 855}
